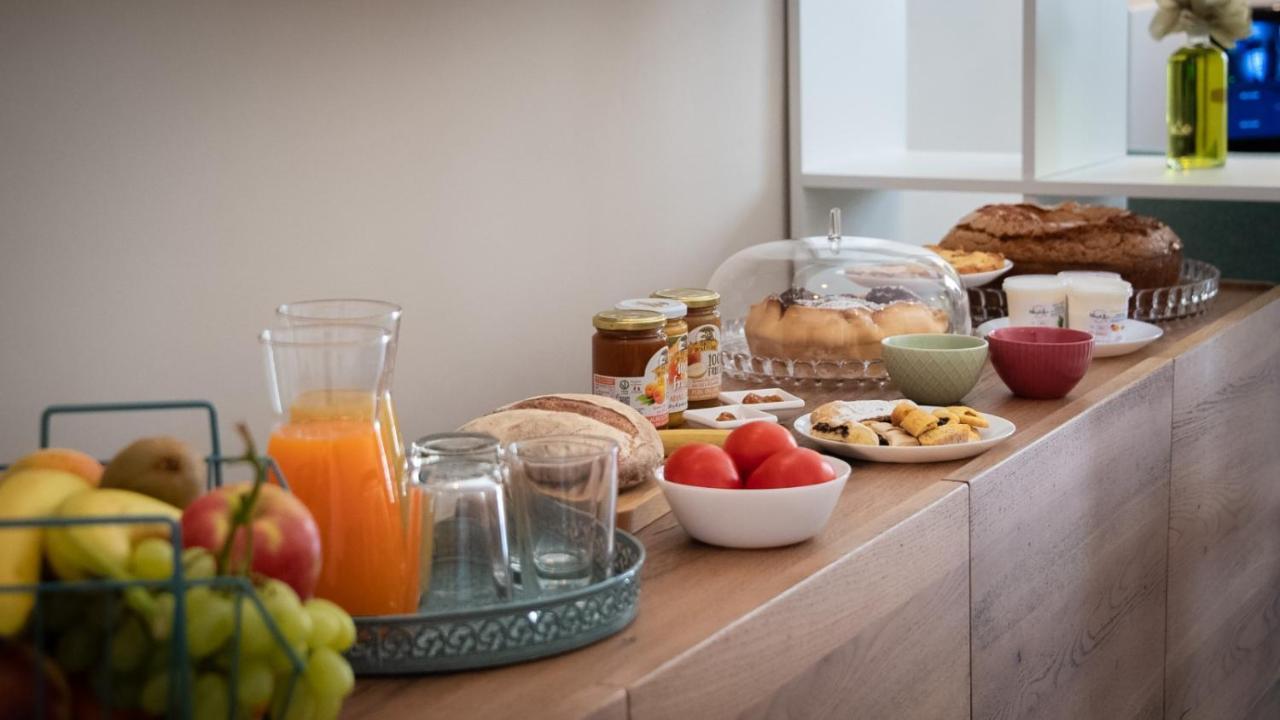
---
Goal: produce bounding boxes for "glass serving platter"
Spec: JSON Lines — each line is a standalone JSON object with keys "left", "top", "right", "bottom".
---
{"left": 967, "top": 258, "right": 1221, "bottom": 325}
{"left": 346, "top": 530, "right": 644, "bottom": 674}
{"left": 720, "top": 318, "right": 892, "bottom": 389}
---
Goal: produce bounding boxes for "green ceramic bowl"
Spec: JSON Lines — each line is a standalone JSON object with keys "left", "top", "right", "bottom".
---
{"left": 881, "top": 334, "right": 989, "bottom": 405}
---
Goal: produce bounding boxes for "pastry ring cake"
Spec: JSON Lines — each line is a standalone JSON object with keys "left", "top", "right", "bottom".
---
{"left": 744, "top": 287, "right": 949, "bottom": 362}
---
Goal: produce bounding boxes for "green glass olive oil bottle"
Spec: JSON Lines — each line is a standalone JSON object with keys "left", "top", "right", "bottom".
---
{"left": 1166, "top": 33, "right": 1228, "bottom": 170}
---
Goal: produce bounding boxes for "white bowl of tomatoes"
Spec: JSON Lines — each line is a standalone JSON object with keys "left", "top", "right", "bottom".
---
{"left": 654, "top": 422, "right": 851, "bottom": 549}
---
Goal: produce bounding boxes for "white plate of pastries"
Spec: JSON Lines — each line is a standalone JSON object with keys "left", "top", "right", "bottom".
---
{"left": 793, "top": 400, "right": 1015, "bottom": 463}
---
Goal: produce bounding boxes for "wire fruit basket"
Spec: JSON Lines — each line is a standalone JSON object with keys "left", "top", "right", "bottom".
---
{"left": 0, "top": 401, "right": 310, "bottom": 720}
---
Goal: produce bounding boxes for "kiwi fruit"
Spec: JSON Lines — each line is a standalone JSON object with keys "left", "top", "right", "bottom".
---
{"left": 100, "top": 436, "right": 206, "bottom": 509}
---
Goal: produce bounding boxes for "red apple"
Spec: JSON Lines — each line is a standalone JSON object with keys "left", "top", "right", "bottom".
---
{"left": 181, "top": 483, "right": 322, "bottom": 598}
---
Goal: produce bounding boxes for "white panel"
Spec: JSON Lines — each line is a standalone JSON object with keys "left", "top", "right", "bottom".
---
{"left": 798, "top": 0, "right": 907, "bottom": 170}
{"left": 1127, "top": 2, "right": 1183, "bottom": 153}
{"left": 1034, "top": 0, "right": 1129, "bottom": 176}
{"left": 906, "top": 0, "right": 1022, "bottom": 153}
{"left": 797, "top": 189, "right": 1022, "bottom": 246}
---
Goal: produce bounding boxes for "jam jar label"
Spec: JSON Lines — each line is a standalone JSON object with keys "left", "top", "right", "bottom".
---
{"left": 686, "top": 324, "right": 721, "bottom": 401}
{"left": 668, "top": 332, "right": 688, "bottom": 414}
{"left": 592, "top": 345, "right": 668, "bottom": 427}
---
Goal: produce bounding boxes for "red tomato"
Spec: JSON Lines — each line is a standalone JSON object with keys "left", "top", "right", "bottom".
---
{"left": 723, "top": 421, "right": 797, "bottom": 478}
{"left": 664, "top": 443, "right": 741, "bottom": 489}
{"left": 745, "top": 447, "right": 835, "bottom": 489}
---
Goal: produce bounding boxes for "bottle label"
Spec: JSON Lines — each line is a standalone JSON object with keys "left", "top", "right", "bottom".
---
{"left": 686, "top": 324, "right": 721, "bottom": 401}
{"left": 667, "top": 332, "right": 688, "bottom": 414}
{"left": 1025, "top": 302, "right": 1066, "bottom": 328}
{"left": 593, "top": 345, "right": 668, "bottom": 427}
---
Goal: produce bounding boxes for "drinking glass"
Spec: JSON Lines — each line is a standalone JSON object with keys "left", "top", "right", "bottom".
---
{"left": 409, "top": 433, "right": 513, "bottom": 610}
{"left": 506, "top": 435, "right": 618, "bottom": 594}
{"left": 261, "top": 323, "right": 420, "bottom": 616}
{"left": 275, "top": 299, "right": 406, "bottom": 479}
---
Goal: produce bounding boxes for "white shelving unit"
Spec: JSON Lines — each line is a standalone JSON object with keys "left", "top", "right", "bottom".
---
{"left": 788, "top": 0, "right": 1280, "bottom": 244}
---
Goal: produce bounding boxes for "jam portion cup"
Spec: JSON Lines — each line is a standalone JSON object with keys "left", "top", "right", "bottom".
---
{"left": 987, "top": 327, "right": 1093, "bottom": 400}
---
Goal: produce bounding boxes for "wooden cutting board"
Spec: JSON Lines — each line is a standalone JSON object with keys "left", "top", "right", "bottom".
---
{"left": 616, "top": 478, "right": 669, "bottom": 532}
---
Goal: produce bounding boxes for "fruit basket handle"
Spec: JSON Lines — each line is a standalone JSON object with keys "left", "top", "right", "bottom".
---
{"left": 39, "top": 400, "right": 223, "bottom": 486}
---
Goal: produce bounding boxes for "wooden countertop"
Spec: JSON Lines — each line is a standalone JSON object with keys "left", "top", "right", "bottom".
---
{"left": 345, "top": 282, "right": 1279, "bottom": 720}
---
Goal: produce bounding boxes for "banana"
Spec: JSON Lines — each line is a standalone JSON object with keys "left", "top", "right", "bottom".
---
{"left": 657, "top": 428, "right": 732, "bottom": 456}
{"left": 46, "top": 489, "right": 181, "bottom": 582}
{"left": 0, "top": 469, "right": 92, "bottom": 636}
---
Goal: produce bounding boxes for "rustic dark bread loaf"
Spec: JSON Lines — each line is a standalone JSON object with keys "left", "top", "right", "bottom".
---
{"left": 458, "top": 393, "right": 662, "bottom": 490}
{"left": 938, "top": 202, "right": 1183, "bottom": 289}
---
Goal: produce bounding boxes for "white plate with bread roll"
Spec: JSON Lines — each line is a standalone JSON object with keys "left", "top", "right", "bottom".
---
{"left": 793, "top": 400, "right": 1015, "bottom": 463}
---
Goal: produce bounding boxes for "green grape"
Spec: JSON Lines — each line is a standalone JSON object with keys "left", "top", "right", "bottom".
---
{"left": 140, "top": 671, "right": 170, "bottom": 716}
{"left": 130, "top": 537, "right": 176, "bottom": 581}
{"left": 272, "top": 677, "right": 317, "bottom": 720}
{"left": 109, "top": 615, "right": 150, "bottom": 673}
{"left": 182, "top": 546, "right": 217, "bottom": 579}
{"left": 272, "top": 604, "right": 313, "bottom": 647}
{"left": 314, "top": 692, "right": 343, "bottom": 720}
{"left": 304, "top": 647, "right": 354, "bottom": 699}
{"left": 303, "top": 601, "right": 338, "bottom": 650}
{"left": 185, "top": 588, "right": 234, "bottom": 659}
{"left": 231, "top": 592, "right": 274, "bottom": 658}
{"left": 302, "top": 598, "right": 354, "bottom": 651}
{"left": 55, "top": 623, "right": 100, "bottom": 674}
{"left": 267, "top": 639, "right": 308, "bottom": 675}
{"left": 191, "top": 672, "right": 231, "bottom": 720}
{"left": 236, "top": 658, "right": 275, "bottom": 713}
{"left": 259, "top": 578, "right": 301, "bottom": 607}
{"left": 148, "top": 592, "right": 176, "bottom": 640}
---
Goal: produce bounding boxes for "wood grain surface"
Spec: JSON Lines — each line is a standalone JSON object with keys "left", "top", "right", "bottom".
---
{"left": 1164, "top": 295, "right": 1280, "bottom": 720}
{"left": 958, "top": 360, "right": 1174, "bottom": 720}
{"left": 631, "top": 485, "right": 969, "bottom": 720}
{"left": 615, "top": 478, "right": 668, "bottom": 533}
{"left": 344, "top": 284, "right": 1277, "bottom": 720}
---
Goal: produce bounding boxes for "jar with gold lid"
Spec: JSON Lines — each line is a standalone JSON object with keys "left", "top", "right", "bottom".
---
{"left": 617, "top": 298, "right": 688, "bottom": 427}
{"left": 591, "top": 309, "right": 669, "bottom": 428}
{"left": 651, "top": 289, "right": 720, "bottom": 408}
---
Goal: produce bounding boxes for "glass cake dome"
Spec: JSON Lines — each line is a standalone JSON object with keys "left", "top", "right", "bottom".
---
{"left": 708, "top": 209, "right": 970, "bottom": 386}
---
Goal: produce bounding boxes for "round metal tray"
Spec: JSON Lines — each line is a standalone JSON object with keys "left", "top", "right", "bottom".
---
{"left": 967, "top": 258, "right": 1220, "bottom": 325}
{"left": 347, "top": 530, "right": 644, "bottom": 675}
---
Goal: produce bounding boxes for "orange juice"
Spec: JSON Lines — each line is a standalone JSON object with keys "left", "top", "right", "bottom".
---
{"left": 268, "top": 417, "right": 420, "bottom": 616}
{"left": 289, "top": 389, "right": 405, "bottom": 479}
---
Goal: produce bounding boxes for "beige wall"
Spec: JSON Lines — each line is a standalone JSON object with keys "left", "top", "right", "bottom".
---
{"left": 0, "top": 1, "right": 786, "bottom": 461}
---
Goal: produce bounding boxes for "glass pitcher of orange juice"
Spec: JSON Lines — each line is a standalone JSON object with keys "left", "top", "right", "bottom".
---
{"left": 276, "top": 299, "right": 405, "bottom": 481}
{"left": 261, "top": 323, "right": 420, "bottom": 616}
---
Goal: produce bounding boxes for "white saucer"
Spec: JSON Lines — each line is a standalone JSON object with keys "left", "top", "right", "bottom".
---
{"left": 974, "top": 317, "right": 1165, "bottom": 358}
{"left": 793, "top": 403, "right": 1015, "bottom": 464}
{"left": 959, "top": 259, "right": 1014, "bottom": 289}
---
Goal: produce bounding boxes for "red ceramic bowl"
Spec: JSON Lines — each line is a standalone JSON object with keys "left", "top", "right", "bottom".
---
{"left": 987, "top": 327, "right": 1094, "bottom": 399}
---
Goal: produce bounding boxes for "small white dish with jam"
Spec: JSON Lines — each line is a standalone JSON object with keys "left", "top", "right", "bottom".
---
{"left": 683, "top": 404, "right": 778, "bottom": 429}
{"left": 716, "top": 388, "right": 805, "bottom": 419}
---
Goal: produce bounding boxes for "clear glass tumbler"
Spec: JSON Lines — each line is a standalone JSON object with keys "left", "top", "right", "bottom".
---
{"left": 506, "top": 435, "right": 618, "bottom": 595}
{"left": 409, "top": 433, "right": 513, "bottom": 610}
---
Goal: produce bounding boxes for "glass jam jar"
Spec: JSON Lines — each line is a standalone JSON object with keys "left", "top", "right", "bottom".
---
{"left": 591, "top": 309, "right": 669, "bottom": 428}
{"left": 616, "top": 298, "right": 689, "bottom": 427}
{"left": 652, "top": 289, "right": 720, "bottom": 408}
